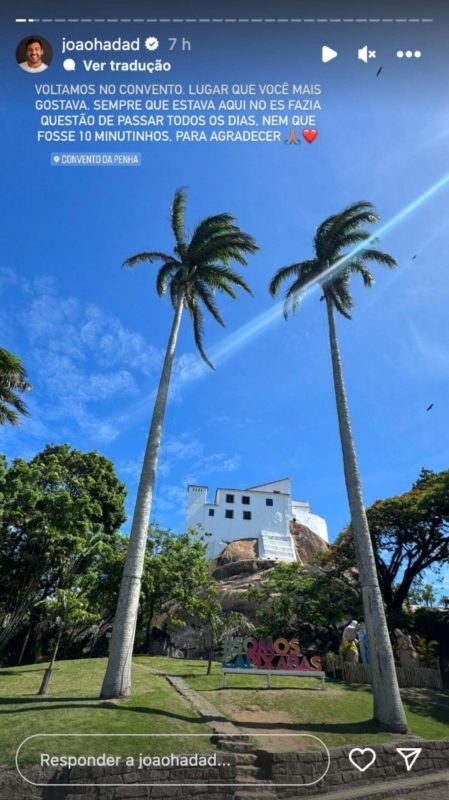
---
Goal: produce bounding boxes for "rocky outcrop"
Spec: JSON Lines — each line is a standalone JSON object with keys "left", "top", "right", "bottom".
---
{"left": 211, "top": 524, "right": 328, "bottom": 617}
{"left": 150, "top": 525, "right": 329, "bottom": 657}
{"left": 290, "top": 521, "right": 329, "bottom": 566}
{"left": 210, "top": 538, "right": 275, "bottom": 582}
{"left": 212, "top": 537, "right": 259, "bottom": 564}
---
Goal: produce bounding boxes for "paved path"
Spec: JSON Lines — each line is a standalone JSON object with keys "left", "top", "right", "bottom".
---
{"left": 164, "top": 673, "right": 239, "bottom": 735}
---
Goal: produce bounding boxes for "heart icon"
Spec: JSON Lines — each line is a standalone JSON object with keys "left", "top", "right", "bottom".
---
{"left": 348, "top": 748, "right": 377, "bottom": 773}
{"left": 302, "top": 129, "right": 318, "bottom": 143}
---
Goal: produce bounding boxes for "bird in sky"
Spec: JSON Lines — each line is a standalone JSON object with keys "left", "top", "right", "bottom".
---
{"left": 412, "top": 255, "right": 417, "bottom": 260}
{"left": 426, "top": 404, "right": 434, "bottom": 411}
{"left": 376, "top": 67, "right": 383, "bottom": 77}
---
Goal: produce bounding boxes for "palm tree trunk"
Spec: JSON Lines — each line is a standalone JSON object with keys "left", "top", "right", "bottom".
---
{"left": 100, "top": 294, "right": 185, "bottom": 698}
{"left": 325, "top": 295, "right": 407, "bottom": 733}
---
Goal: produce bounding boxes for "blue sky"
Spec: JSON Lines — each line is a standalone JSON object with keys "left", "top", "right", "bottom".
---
{"left": 1, "top": 2, "right": 448, "bottom": 591}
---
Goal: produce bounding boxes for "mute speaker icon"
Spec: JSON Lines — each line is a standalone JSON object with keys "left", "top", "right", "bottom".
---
{"left": 358, "top": 45, "right": 368, "bottom": 63}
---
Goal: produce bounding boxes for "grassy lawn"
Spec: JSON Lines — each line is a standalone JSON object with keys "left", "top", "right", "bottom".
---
{"left": 0, "top": 657, "right": 212, "bottom": 767}
{"left": 140, "top": 656, "right": 449, "bottom": 749}
{"left": 2, "top": 656, "right": 448, "bottom": 769}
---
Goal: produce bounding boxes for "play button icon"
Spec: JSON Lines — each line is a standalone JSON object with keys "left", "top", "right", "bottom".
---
{"left": 322, "top": 45, "right": 338, "bottom": 63}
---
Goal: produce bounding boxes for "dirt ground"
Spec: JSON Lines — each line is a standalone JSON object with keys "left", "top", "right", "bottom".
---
{"left": 220, "top": 702, "right": 324, "bottom": 751}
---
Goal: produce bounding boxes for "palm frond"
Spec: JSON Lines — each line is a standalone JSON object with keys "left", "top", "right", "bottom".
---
{"left": 314, "top": 213, "right": 340, "bottom": 259}
{"left": 0, "top": 389, "right": 28, "bottom": 414}
{"left": 169, "top": 276, "right": 183, "bottom": 309}
{"left": 329, "top": 210, "right": 378, "bottom": 238}
{"left": 189, "top": 265, "right": 252, "bottom": 295}
{"left": 315, "top": 204, "right": 377, "bottom": 261}
{"left": 210, "top": 266, "right": 253, "bottom": 295}
{"left": 348, "top": 260, "right": 375, "bottom": 288}
{"left": 194, "top": 281, "right": 225, "bottom": 326}
{"left": 269, "top": 262, "right": 303, "bottom": 297}
{"left": 359, "top": 249, "right": 397, "bottom": 269}
{"left": 0, "top": 348, "right": 30, "bottom": 426}
{"left": 0, "top": 349, "right": 30, "bottom": 391}
{"left": 282, "top": 272, "right": 316, "bottom": 318}
{"left": 272, "top": 200, "right": 395, "bottom": 323}
{"left": 329, "top": 287, "right": 352, "bottom": 319}
{"left": 127, "top": 191, "right": 257, "bottom": 358}
{"left": 156, "top": 261, "right": 180, "bottom": 296}
{"left": 123, "top": 251, "right": 174, "bottom": 268}
{"left": 190, "top": 230, "right": 258, "bottom": 267}
{"left": 332, "top": 276, "right": 354, "bottom": 312}
{"left": 198, "top": 267, "right": 238, "bottom": 298}
{"left": 216, "top": 283, "right": 237, "bottom": 300}
{"left": 190, "top": 302, "right": 214, "bottom": 369}
{"left": 333, "top": 230, "right": 372, "bottom": 250}
{"left": 334, "top": 201, "right": 376, "bottom": 221}
{"left": 187, "top": 214, "right": 238, "bottom": 261}
{"left": 0, "top": 403, "right": 20, "bottom": 425}
{"left": 171, "top": 188, "right": 188, "bottom": 255}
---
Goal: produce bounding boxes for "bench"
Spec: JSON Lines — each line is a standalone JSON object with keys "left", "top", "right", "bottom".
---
{"left": 221, "top": 667, "right": 326, "bottom": 689}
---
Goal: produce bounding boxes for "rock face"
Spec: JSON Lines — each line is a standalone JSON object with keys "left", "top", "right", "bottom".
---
{"left": 210, "top": 538, "right": 273, "bottom": 583}
{"left": 211, "top": 537, "right": 258, "bottom": 567}
{"left": 210, "top": 538, "right": 274, "bottom": 615}
{"left": 150, "top": 525, "right": 329, "bottom": 657}
{"left": 290, "top": 521, "right": 329, "bottom": 566}
{"left": 210, "top": 523, "right": 328, "bottom": 617}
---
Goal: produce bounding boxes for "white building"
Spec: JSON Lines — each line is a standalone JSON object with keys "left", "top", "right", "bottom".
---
{"left": 186, "top": 478, "right": 328, "bottom": 561}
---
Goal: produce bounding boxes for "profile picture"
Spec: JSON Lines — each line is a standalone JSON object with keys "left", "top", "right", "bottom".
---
{"left": 16, "top": 35, "right": 53, "bottom": 73}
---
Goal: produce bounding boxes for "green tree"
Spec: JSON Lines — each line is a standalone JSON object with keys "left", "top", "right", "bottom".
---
{"left": 0, "top": 444, "right": 126, "bottom": 656}
{"left": 201, "top": 603, "right": 254, "bottom": 675}
{"left": 0, "top": 348, "right": 31, "bottom": 426}
{"left": 336, "top": 469, "right": 449, "bottom": 619}
{"left": 139, "top": 526, "right": 214, "bottom": 651}
{"left": 408, "top": 580, "right": 436, "bottom": 608}
{"left": 414, "top": 636, "right": 438, "bottom": 667}
{"left": 38, "top": 586, "right": 98, "bottom": 695}
{"left": 84, "top": 533, "right": 128, "bottom": 626}
{"left": 247, "top": 561, "right": 360, "bottom": 643}
{"left": 269, "top": 201, "right": 407, "bottom": 733}
{"left": 101, "top": 189, "right": 258, "bottom": 698}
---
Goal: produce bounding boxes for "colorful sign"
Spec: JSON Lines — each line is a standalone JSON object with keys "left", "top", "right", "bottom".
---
{"left": 223, "top": 636, "right": 322, "bottom": 672}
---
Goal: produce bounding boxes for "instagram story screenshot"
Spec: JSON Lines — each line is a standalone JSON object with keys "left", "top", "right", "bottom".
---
{"left": 0, "top": 1, "right": 448, "bottom": 798}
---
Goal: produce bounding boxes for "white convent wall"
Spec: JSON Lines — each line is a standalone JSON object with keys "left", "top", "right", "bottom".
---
{"left": 291, "top": 501, "right": 329, "bottom": 542}
{"left": 186, "top": 478, "right": 328, "bottom": 560}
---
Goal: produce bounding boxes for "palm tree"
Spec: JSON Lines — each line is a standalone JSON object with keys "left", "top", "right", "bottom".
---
{"left": 269, "top": 201, "right": 408, "bottom": 733}
{"left": 101, "top": 189, "right": 258, "bottom": 698}
{"left": 0, "top": 348, "right": 30, "bottom": 425}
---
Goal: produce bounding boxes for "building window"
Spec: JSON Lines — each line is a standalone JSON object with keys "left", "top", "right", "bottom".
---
{"left": 225, "top": 494, "right": 234, "bottom": 503}
{"left": 266, "top": 498, "right": 273, "bottom": 506}
{"left": 208, "top": 509, "right": 215, "bottom": 517}
{"left": 241, "top": 495, "right": 250, "bottom": 505}
{"left": 243, "top": 511, "right": 252, "bottom": 521}
{"left": 225, "top": 509, "right": 234, "bottom": 519}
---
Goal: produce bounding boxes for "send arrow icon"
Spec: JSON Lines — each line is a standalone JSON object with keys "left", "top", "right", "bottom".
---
{"left": 396, "top": 748, "right": 422, "bottom": 771}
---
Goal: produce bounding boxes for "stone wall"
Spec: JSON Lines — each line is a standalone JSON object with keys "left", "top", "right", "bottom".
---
{"left": 259, "top": 737, "right": 449, "bottom": 796}
{"left": 3, "top": 738, "right": 448, "bottom": 800}
{"left": 2, "top": 762, "right": 236, "bottom": 799}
